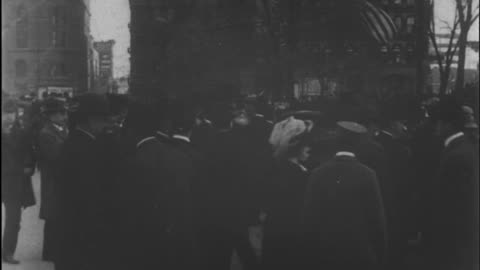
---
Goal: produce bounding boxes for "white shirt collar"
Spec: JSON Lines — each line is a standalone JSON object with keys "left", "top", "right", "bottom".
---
{"left": 335, "top": 151, "right": 356, "bottom": 158}
{"left": 288, "top": 159, "right": 308, "bottom": 172}
{"left": 156, "top": 131, "right": 169, "bottom": 139}
{"left": 444, "top": 132, "right": 464, "bottom": 147}
{"left": 52, "top": 123, "right": 65, "bottom": 132}
{"left": 76, "top": 127, "right": 95, "bottom": 140}
{"left": 172, "top": 134, "right": 190, "bottom": 143}
{"left": 136, "top": 136, "right": 157, "bottom": 149}
{"left": 381, "top": 130, "right": 394, "bottom": 137}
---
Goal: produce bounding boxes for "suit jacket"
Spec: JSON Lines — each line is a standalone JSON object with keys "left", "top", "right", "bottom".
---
{"left": 38, "top": 121, "right": 68, "bottom": 219}
{"left": 2, "top": 124, "right": 36, "bottom": 207}
{"left": 426, "top": 134, "right": 478, "bottom": 267}
{"left": 301, "top": 155, "right": 387, "bottom": 269}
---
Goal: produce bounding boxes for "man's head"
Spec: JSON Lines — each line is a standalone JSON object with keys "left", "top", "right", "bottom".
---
{"left": 106, "top": 93, "right": 129, "bottom": 129}
{"left": 124, "top": 97, "right": 168, "bottom": 139}
{"left": 286, "top": 133, "right": 313, "bottom": 163}
{"left": 231, "top": 99, "right": 254, "bottom": 128}
{"left": 170, "top": 98, "right": 196, "bottom": 136}
{"left": 42, "top": 98, "right": 68, "bottom": 126}
{"left": 430, "top": 97, "right": 465, "bottom": 139}
{"left": 72, "top": 93, "right": 111, "bottom": 136}
{"left": 335, "top": 121, "right": 367, "bottom": 153}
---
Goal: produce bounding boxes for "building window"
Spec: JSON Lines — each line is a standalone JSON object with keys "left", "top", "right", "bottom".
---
{"left": 51, "top": 6, "right": 67, "bottom": 47}
{"left": 16, "top": 5, "right": 28, "bottom": 48}
{"left": 406, "top": 16, "right": 415, "bottom": 33}
{"left": 394, "top": 16, "right": 403, "bottom": 32}
{"left": 15, "top": 60, "right": 27, "bottom": 77}
{"left": 406, "top": 0, "right": 415, "bottom": 6}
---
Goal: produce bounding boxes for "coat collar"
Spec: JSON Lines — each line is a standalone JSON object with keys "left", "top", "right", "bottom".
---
{"left": 334, "top": 151, "right": 357, "bottom": 161}
{"left": 172, "top": 134, "right": 190, "bottom": 143}
{"left": 136, "top": 136, "right": 157, "bottom": 149}
{"left": 444, "top": 132, "right": 464, "bottom": 148}
{"left": 75, "top": 127, "right": 96, "bottom": 140}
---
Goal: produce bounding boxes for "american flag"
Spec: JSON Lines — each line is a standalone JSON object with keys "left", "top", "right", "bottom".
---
{"left": 358, "top": 1, "right": 398, "bottom": 45}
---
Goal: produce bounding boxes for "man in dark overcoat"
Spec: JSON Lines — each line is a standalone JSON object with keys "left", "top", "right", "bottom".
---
{"left": 375, "top": 120, "right": 413, "bottom": 269}
{"left": 37, "top": 98, "right": 68, "bottom": 262}
{"left": 55, "top": 94, "right": 114, "bottom": 270}
{"left": 424, "top": 97, "right": 479, "bottom": 270}
{"left": 1, "top": 100, "right": 36, "bottom": 265}
{"left": 202, "top": 100, "right": 270, "bottom": 270}
{"left": 121, "top": 99, "right": 194, "bottom": 269}
{"left": 301, "top": 121, "right": 387, "bottom": 270}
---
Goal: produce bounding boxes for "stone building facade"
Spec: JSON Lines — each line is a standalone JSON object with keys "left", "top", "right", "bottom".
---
{"left": 1, "top": 0, "right": 92, "bottom": 98}
{"left": 129, "top": 0, "right": 429, "bottom": 102}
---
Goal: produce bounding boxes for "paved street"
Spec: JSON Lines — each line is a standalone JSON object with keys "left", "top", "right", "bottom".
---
{"left": 2, "top": 172, "right": 54, "bottom": 270}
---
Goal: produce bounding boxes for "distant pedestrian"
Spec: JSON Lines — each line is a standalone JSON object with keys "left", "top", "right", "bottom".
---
{"left": 37, "top": 98, "right": 68, "bottom": 262}
{"left": 301, "top": 121, "right": 387, "bottom": 270}
{"left": 1, "top": 100, "right": 36, "bottom": 265}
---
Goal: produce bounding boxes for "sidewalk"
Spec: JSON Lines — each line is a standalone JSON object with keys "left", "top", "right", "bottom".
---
{"left": 2, "top": 173, "right": 54, "bottom": 270}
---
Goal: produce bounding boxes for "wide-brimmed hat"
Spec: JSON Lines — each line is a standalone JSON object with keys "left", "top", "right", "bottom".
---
{"left": 41, "top": 98, "right": 66, "bottom": 114}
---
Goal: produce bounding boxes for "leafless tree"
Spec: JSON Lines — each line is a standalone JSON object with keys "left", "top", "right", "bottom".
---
{"left": 428, "top": 0, "right": 461, "bottom": 95}
{"left": 454, "top": 0, "right": 479, "bottom": 91}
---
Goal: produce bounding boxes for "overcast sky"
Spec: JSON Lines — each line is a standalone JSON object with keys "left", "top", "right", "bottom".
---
{"left": 91, "top": 0, "right": 130, "bottom": 78}
{"left": 90, "top": 0, "right": 479, "bottom": 78}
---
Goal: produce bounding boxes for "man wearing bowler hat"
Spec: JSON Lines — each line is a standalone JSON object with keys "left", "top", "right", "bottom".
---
{"left": 424, "top": 98, "right": 479, "bottom": 270}
{"left": 301, "top": 121, "right": 387, "bottom": 270}
{"left": 37, "top": 98, "right": 68, "bottom": 262}
{"left": 56, "top": 93, "right": 113, "bottom": 270}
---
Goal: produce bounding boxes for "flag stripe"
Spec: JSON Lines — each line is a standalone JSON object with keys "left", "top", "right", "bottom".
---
{"left": 359, "top": 1, "right": 397, "bottom": 44}
{"left": 364, "top": 2, "right": 394, "bottom": 41}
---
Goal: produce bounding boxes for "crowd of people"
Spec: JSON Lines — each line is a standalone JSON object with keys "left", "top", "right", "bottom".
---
{"left": 1, "top": 90, "right": 479, "bottom": 270}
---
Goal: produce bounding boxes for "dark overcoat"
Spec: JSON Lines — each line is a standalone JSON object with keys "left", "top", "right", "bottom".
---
{"left": 301, "top": 155, "right": 387, "bottom": 270}
{"left": 425, "top": 134, "right": 478, "bottom": 269}
{"left": 207, "top": 127, "right": 271, "bottom": 231}
{"left": 125, "top": 136, "right": 194, "bottom": 269}
{"left": 2, "top": 125, "right": 36, "bottom": 207}
{"left": 37, "top": 121, "right": 68, "bottom": 219}
{"left": 375, "top": 131, "right": 413, "bottom": 231}
{"left": 262, "top": 159, "right": 309, "bottom": 270}
{"left": 56, "top": 128, "right": 112, "bottom": 270}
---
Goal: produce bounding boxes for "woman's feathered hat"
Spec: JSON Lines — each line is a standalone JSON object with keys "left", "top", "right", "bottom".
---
{"left": 269, "top": 116, "right": 314, "bottom": 158}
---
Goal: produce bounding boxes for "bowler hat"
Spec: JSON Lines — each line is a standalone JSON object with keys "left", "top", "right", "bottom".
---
{"left": 41, "top": 98, "right": 66, "bottom": 114}
{"left": 71, "top": 93, "right": 110, "bottom": 116}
